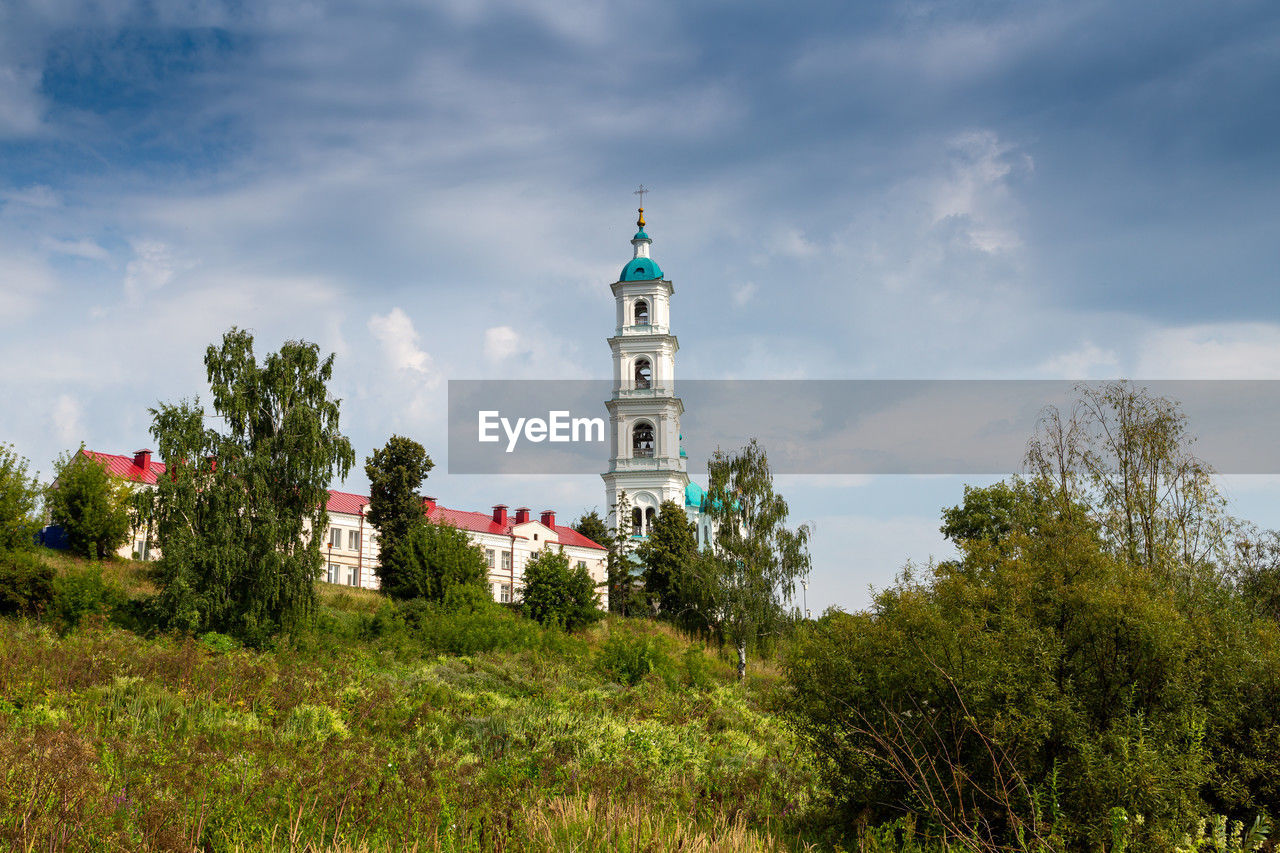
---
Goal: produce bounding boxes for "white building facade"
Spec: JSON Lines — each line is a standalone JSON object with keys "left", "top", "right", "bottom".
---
{"left": 72, "top": 449, "right": 608, "bottom": 607}
{"left": 322, "top": 493, "right": 609, "bottom": 608}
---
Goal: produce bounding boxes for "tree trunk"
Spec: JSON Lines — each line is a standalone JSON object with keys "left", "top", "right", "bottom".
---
{"left": 736, "top": 641, "right": 747, "bottom": 682}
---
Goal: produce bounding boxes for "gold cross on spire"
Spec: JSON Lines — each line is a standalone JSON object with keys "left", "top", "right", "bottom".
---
{"left": 633, "top": 184, "right": 649, "bottom": 228}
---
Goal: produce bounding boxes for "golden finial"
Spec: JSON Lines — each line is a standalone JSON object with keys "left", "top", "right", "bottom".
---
{"left": 633, "top": 184, "right": 650, "bottom": 229}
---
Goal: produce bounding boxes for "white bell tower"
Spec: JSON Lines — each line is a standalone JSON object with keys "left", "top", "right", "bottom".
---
{"left": 602, "top": 203, "right": 690, "bottom": 538}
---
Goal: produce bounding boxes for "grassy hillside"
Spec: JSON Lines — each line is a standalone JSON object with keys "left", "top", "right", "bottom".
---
{"left": 0, "top": 553, "right": 824, "bottom": 852}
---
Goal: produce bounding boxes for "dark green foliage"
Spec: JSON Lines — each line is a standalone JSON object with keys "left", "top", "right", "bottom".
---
{"left": 51, "top": 563, "right": 128, "bottom": 629}
{"left": 46, "top": 446, "right": 132, "bottom": 559}
{"left": 571, "top": 511, "right": 609, "bottom": 551}
{"left": 145, "top": 327, "right": 355, "bottom": 645}
{"left": 378, "top": 519, "right": 488, "bottom": 603}
{"left": 0, "top": 549, "right": 54, "bottom": 617}
{"left": 595, "top": 624, "right": 673, "bottom": 685}
{"left": 605, "top": 492, "right": 646, "bottom": 616}
{"left": 397, "top": 597, "right": 553, "bottom": 655}
{"left": 1231, "top": 528, "right": 1280, "bottom": 622}
{"left": 939, "top": 477, "right": 1057, "bottom": 547}
{"left": 702, "top": 439, "right": 811, "bottom": 679}
{"left": 636, "top": 500, "right": 704, "bottom": 627}
{"left": 521, "top": 547, "right": 601, "bottom": 631}
{"left": 785, "top": 478, "right": 1280, "bottom": 849}
{"left": 364, "top": 435, "right": 434, "bottom": 570}
{"left": 0, "top": 443, "right": 42, "bottom": 552}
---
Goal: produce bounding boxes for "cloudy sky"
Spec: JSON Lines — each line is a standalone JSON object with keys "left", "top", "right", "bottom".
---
{"left": 2, "top": 0, "right": 1278, "bottom": 613}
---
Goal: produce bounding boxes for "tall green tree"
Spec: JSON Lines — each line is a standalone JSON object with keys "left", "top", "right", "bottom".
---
{"left": 0, "top": 443, "right": 42, "bottom": 552}
{"left": 379, "top": 519, "right": 487, "bottom": 602}
{"left": 636, "top": 500, "right": 703, "bottom": 627}
{"left": 572, "top": 509, "right": 617, "bottom": 612}
{"left": 365, "top": 435, "right": 434, "bottom": 569}
{"left": 702, "top": 439, "right": 810, "bottom": 680}
{"left": 570, "top": 510, "right": 609, "bottom": 552}
{"left": 146, "top": 327, "right": 355, "bottom": 644}
{"left": 521, "top": 547, "right": 601, "bottom": 631}
{"left": 605, "top": 491, "right": 644, "bottom": 615}
{"left": 46, "top": 446, "right": 132, "bottom": 559}
{"left": 1027, "top": 380, "right": 1230, "bottom": 574}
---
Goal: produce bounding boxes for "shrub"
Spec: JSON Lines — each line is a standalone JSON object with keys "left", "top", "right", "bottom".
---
{"left": 52, "top": 563, "right": 128, "bottom": 629}
{"left": 0, "top": 548, "right": 55, "bottom": 617}
{"left": 398, "top": 597, "right": 547, "bottom": 655}
{"left": 783, "top": 484, "right": 1280, "bottom": 849}
{"left": 521, "top": 547, "right": 601, "bottom": 631}
{"left": 596, "top": 625, "right": 673, "bottom": 686}
{"left": 46, "top": 447, "right": 133, "bottom": 559}
{"left": 378, "top": 518, "right": 488, "bottom": 602}
{"left": 0, "top": 443, "right": 42, "bottom": 552}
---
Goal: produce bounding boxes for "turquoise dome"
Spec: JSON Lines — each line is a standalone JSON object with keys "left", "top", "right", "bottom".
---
{"left": 684, "top": 481, "right": 705, "bottom": 509}
{"left": 620, "top": 257, "right": 663, "bottom": 281}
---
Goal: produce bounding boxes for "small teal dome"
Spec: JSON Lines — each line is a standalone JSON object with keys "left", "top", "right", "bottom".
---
{"left": 620, "top": 257, "right": 664, "bottom": 281}
{"left": 684, "top": 481, "right": 705, "bottom": 508}
{"left": 633, "top": 229, "right": 650, "bottom": 240}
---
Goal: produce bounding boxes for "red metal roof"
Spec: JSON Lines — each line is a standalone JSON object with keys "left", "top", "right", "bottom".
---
{"left": 83, "top": 450, "right": 166, "bottom": 485}
{"left": 325, "top": 490, "right": 607, "bottom": 551}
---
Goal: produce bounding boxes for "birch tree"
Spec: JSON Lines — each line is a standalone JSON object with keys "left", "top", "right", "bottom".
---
{"left": 702, "top": 439, "right": 810, "bottom": 680}
{"left": 146, "top": 328, "right": 354, "bottom": 644}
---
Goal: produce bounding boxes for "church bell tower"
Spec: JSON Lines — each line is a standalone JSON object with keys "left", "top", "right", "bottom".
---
{"left": 602, "top": 204, "right": 690, "bottom": 538}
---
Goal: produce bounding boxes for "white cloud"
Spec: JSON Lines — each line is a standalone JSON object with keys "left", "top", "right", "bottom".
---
{"left": 368, "top": 307, "right": 436, "bottom": 378}
{"left": 2, "top": 183, "right": 57, "bottom": 208}
{"left": 1036, "top": 341, "right": 1121, "bottom": 378}
{"left": 931, "top": 130, "right": 1031, "bottom": 255}
{"left": 732, "top": 281, "right": 758, "bottom": 307}
{"left": 0, "top": 248, "right": 57, "bottom": 324}
{"left": 484, "top": 325, "right": 521, "bottom": 362}
{"left": 51, "top": 394, "right": 83, "bottom": 446}
{"left": 0, "top": 65, "right": 43, "bottom": 137}
{"left": 44, "top": 237, "right": 111, "bottom": 261}
{"left": 123, "top": 240, "right": 178, "bottom": 301}
{"left": 1135, "top": 323, "right": 1280, "bottom": 378}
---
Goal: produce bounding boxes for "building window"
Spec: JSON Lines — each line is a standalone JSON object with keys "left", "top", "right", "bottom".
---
{"left": 327, "top": 563, "right": 340, "bottom": 584}
{"left": 346, "top": 565, "right": 357, "bottom": 586}
{"left": 348, "top": 530, "right": 361, "bottom": 551}
{"left": 634, "top": 358, "right": 652, "bottom": 390}
{"left": 501, "top": 551, "right": 512, "bottom": 571}
{"left": 645, "top": 507, "right": 655, "bottom": 532}
{"left": 634, "top": 299, "right": 649, "bottom": 325}
{"left": 485, "top": 548, "right": 496, "bottom": 569}
{"left": 329, "top": 527, "right": 342, "bottom": 547}
{"left": 632, "top": 421, "right": 655, "bottom": 458}
{"left": 577, "top": 560, "right": 587, "bottom": 571}
{"left": 499, "top": 583, "right": 512, "bottom": 604}
{"left": 632, "top": 507, "right": 642, "bottom": 536}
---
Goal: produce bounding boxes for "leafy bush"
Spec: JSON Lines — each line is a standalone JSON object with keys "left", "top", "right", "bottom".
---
{"left": 522, "top": 547, "right": 601, "bottom": 631}
{"left": 0, "top": 443, "right": 42, "bottom": 552}
{"left": 51, "top": 562, "right": 128, "bottom": 629}
{"left": 378, "top": 518, "right": 488, "bottom": 602}
{"left": 784, "top": 481, "right": 1280, "bottom": 849}
{"left": 46, "top": 447, "right": 133, "bottom": 559}
{"left": 0, "top": 548, "right": 54, "bottom": 617}
{"left": 399, "top": 597, "right": 548, "bottom": 655}
{"left": 198, "top": 631, "right": 240, "bottom": 653}
{"left": 596, "top": 625, "right": 673, "bottom": 686}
